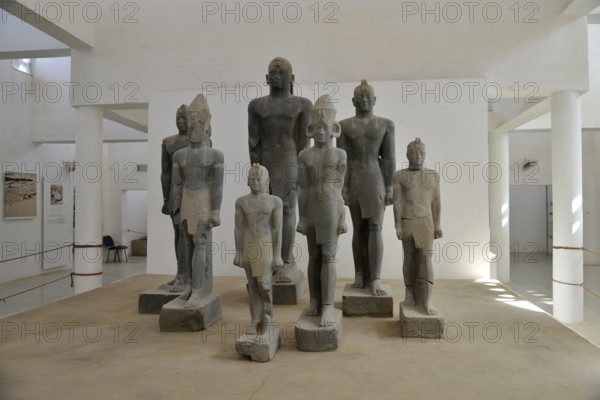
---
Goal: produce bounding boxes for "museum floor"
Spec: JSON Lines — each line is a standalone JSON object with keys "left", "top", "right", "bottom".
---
{"left": 1, "top": 257, "right": 600, "bottom": 399}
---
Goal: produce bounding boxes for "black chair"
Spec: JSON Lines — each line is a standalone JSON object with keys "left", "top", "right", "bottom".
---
{"left": 103, "top": 235, "right": 128, "bottom": 263}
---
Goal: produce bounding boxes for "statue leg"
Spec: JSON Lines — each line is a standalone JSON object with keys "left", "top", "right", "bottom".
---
{"left": 243, "top": 265, "right": 261, "bottom": 336}
{"left": 320, "top": 240, "right": 338, "bottom": 328}
{"left": 178, "top": 221, "right": 194, "bottom": 300}
{"left": 420, "top": 240, "right": 437, "bottom": 315}
{"left": 185, "top": 227, "right": 211, "bottom": 308}
{"left": 257, "top": 266, "right": 273, "bottom": 337}
{"left": 401, "top": 237, "right": 417, "bottom": 306}
{"left": 305, "top": 228, "right": 322, "bottom": 316}
{"left": 349, "top": 204, "right": 368, "bottom": 288}
{"left": 171, "top": 221, "right": 187, "bottom": 292}
{"left": 276, "top": 190, "right": 297, "bottom": 283}
{"left": 368, "top": 220, "right": 386, "bottom": 296}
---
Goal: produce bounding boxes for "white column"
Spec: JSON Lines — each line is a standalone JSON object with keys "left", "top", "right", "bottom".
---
{"left": 489, "top": 128, "right": 510, "bottom": 282}
{"left": 551, "top": 91, "right": 584, "bottom": 323}
{"left": 73, "top": 106, "right": 104, "bottom": 294}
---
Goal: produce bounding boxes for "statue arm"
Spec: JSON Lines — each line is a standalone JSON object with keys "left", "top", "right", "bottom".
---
{"left": 296, "top": 99, "right": 312, "bottom": 154}
{"left": 392, "top": 172, "right": 403, "bottom": 239}
{"left": 432, "top": 174, "right": 442, "bottom": 238}
{"left": 233, "top": 199, "right": 244, "bottom": 267}
{"left": 160, "top": 142, "right": 171, "bottom": 214}
{"left": 170, "top": 155, "right": 183, "bottom": 215}
{"left": 380, "top": 119, "right": 396, "bottom": 204}
{"left": 336, "top": 152, "right": 348, "bottom": 234}
{"left": 271, "top": 197, "right": 284, "bottom": 267}
{"left": 296, "top": 154, "right": 308, "bottom": 234}
{"left": 210, "top": 152, "right": 225, "bottom": 227}
{"left": 336, "top": 129, "right": 350, "bottom": 200}
{"left": 248, "top": 101, "right": 262, "bottom": 164}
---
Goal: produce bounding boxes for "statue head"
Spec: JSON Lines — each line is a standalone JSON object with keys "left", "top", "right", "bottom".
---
{"left": 307, "top": 95, "right": 341, "bottom": 146}
{"left": 187, "top": 94, "right": 211, "bottom": 144}
{"left": 406, "top": 138, "right": 426, "bottom": 170}
{"left": 247, "top": 164, "right": 269, "bottom": 194}
{"left": 267, "top": 57, "right": 294, "bottom": 94}
{"left": 352, "top": 79, "right": 376, "bottom": 113}
{"left": 176, "top": 104, "right": 188, "bottom": 134}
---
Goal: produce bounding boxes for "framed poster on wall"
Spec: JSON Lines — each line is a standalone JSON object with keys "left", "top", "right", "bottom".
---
{"left": 3, "top": 172, "right": 37, "bottom": 219}
{"left": 42, "top": 179, "right": 74, "bottom": 270}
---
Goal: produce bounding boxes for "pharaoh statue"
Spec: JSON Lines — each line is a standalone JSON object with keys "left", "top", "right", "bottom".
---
{"left": 393, "top": 138, "right": 442, "bottom": 315}
{"left": 170, "top": 94, "right": 224, "bottom": 308}
{"left": 297, "top": 95, "right": 347, "bottom": 327}
{"left": 159, "top": 104, "right": 190, "bottom": 292}
{"left": 338, "top": 80, "right": 395, "bottom": 296}
{"left": 248, "top": 57, "right": 312, "bottom": 284}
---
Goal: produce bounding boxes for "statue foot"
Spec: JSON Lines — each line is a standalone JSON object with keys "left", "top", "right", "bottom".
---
{"left": 319, "top": 304, "right": 335, "bottom": 328}
{"left": 244, "top": 321, "right": 260, "bottom": 336}
{"left": 256, "top": 315, "right": 273, "bottom": 337}
{"left": 178, "top": 284, "right": 192, "bottom": 301}
{"left": 184, "top": 290, "right": 203, "bottom": 308}
{"left": 169, "top": 277, "right": 186, "bottom": 293}
{"left": 158, "top": 276, "right": 177, "bottom": 290}
{"left": 424, "top": 300, "right": 438, "bottom": 315}
{"left": 351, "top": 276, "right": 364, "bottom": 289}
{"left": 402, "top": 287, "right": 415, "bottom": 306}
{"left": 275, "top": 263, "right": 294, "bottom": 283}
{"left": 371, "top": 279, "right": 387, "bottom": 296}
{"left": 304, "top": 298, "right": 320, "bottom": 316}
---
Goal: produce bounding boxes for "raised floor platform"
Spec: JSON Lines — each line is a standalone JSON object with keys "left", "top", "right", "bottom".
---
{"left": 1, "top": 275, "right": 599, "bottom": 399}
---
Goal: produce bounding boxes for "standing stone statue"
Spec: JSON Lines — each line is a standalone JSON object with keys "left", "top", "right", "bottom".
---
{"left": 393, "top": 138, "right": 442, "bottom": 315}
{"left": 338, "top": 80, "right": 395, "bottom": 297}
{"left": 296, "top": 95, "right": 347, "bottom": 336}
{"left": 248, "top": 57, "right": 312, "bottom": 299}
{"left": 234, "top": 164, "right": 283, "bottom": 361}
{"left": 170, "top": 94, "right": 224, "bottom": 309}
{"left": 159, "top": 104, "right": 189, "bottom": 292}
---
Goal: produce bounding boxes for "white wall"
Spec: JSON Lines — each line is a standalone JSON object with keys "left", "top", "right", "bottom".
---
{"left": 510, "top": 185, "right": 548, "bottom": 254}
{"left": 122, "top": 189, "right": 147, "bottom": 254}
{"left": 509, "top": 129, "right": 600, "bottom": 265}
{"left": 0, "top": 59, "right": 77, "bottom": 282}
{"left": 147, "top": 79, "right": 490, "bottom": 280}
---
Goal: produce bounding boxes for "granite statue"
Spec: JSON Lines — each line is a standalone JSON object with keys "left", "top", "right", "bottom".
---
{"left": 393, "top": 138, "right": 442, "bottom": 315}
{"left": 248, "top": 57, "right": 312, "bottom": 284}
{"left": 297, "top": 95, "right": 347, "bottom": 327}
{"left": 234, "top": 164, "right": 284, "bottom": 337}
{"left": 159, "top": 104, "right": 190, "bottom": 292}
{"left": 338, "top": 80, "right": 395, "bottom": 296}
{"left": 171, "top": 94, "right": 224, "bottom": 308}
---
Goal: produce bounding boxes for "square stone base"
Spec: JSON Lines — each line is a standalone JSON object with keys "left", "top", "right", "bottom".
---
{"left": 399, "top": 304, "right": 444, "bottom": 339}
{"left": 159, "top": 293, "right": 222, "bottom": 332}
{"left": 272, "top": 269, "right": 305, "bottom": 305}
{"left": 342, "top": 283, "right": 394, "bottom": 317}
{"left": 235, "top": 327, "right": 281, "bottom": 362}
{"left": 295, "top": 309, "right": 343, "bottom": 352}
{"left": 138, "top": 288, "right": 181, "bottom": 314}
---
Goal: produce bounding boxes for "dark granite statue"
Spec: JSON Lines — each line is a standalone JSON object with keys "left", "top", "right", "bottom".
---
{"left": 297, "top": 95, "right": 347, "bottom": 327}
{"left": 234, "top": 164, "right": 283, "bottom": 337}
{"left": 171, "top": 94, "right": 224, "bottom": 308}
{"left": 160, "top": 104, "right": 190, "bottom": 292}
{"left": 248, "top": 57, "right": 312, "bottom": 283}
{"left": 338, "top": 80, "right": 395, "bottom": 296}
{"left": 393, "top": 138, "right": 442, "bottom": 315}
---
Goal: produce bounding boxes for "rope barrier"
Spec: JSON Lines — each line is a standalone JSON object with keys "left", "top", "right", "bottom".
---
{"left": 0, "top": 274, "right": 72, "bottom": 304}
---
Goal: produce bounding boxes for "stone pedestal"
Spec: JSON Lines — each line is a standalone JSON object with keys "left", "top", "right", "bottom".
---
{"left": 295, "top": 309, "right": 343, "bottom": 352}
{"left": 342, "top": 284, "right": 393, "bottom": 317}
{"left": 138, "top": 288, "right": 181, "bottom": 314}
{"left": 235, "top": 327, "right": 281, "bottom": 362}
{"left": 399, "top": 304, "right": 444, "bottom": 339}
{"left": 159, "top": 293, "right": 222, "bottom": 332}
{"left": 273, "top": 269, "right": 305, "bottom": 305}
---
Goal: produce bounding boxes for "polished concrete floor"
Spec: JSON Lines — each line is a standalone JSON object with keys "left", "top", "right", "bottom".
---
{"left": 1, "top": 267, "right": 600, "bottom": 399}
